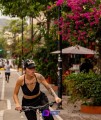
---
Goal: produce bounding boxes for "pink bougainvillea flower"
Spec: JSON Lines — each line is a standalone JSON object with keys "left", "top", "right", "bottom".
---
{"left": 56, "top": 0, "right": 64, "bottom": 6}
{"left": 47, "top": 6, "right": 51, "bottom": 10}
{"left": 47, "top": 0, "right": 101, "bottom": 47}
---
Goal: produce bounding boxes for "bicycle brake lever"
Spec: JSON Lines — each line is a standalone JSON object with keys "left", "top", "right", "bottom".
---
{"left": 50, "top": 101, "right": 56, "bottom": 107}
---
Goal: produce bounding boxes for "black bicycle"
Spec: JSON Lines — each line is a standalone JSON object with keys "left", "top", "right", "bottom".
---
{"left": 21, "top": 101, "right": 56, "bottom": 120}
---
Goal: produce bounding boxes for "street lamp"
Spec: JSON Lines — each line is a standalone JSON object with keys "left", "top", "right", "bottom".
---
{"left": 57, "top": 5, "right": 62, "bottom": 109}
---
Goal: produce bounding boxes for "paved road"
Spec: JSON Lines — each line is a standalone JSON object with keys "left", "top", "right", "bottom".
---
{"left": 0, "top": 70, "right": 27, "bottom": 120}
{"left": 1, "top": 69, "right": 101, "bottom": 120}
{"left": 0, "top": 69, "right": 63, "bottom": 120}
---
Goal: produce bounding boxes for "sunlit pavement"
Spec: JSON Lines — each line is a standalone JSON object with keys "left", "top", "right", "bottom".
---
{"left": 1, "top": 68, "right": 101, "bottom": 120}
{"left": 0, "top": 69, "right": 63, "bottom": 120}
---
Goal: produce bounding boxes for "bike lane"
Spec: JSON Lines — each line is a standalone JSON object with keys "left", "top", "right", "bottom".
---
{"left": 3, "top": 70, "right": 27, "bottom": 120}
{"left": 0, "top": 70, "right": 6, "bottom": 120}
{"left": 1, "top": 69, "right": 63, "bottom": 120}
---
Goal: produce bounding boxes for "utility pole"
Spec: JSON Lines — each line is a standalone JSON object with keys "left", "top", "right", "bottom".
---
{"left": 57, "top": 5, "right": 63, "bottom": 109}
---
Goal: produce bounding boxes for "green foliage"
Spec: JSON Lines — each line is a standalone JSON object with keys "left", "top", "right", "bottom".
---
{"left": 34, "top": 46, "right": 58, "bottom": 84}
{"left": 0, "top": 33, "right": 7, "bottom": 58}
{"left": 2, "top": 19, "right": 28, "bottom": 58}
{"left": 0, "top": 0, "right": 55, "bottom": 18}
{"left": 63, "top": 72, "right": 101, "bottom": 106}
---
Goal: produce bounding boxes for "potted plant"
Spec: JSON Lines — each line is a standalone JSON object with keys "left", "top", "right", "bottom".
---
{"left": 63, "top": 71, "right": 101, "bottom": 114}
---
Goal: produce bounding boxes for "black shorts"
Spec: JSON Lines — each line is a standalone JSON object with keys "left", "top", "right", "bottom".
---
{"left": 5, "top": 72, "right": 10, "bottom": 76}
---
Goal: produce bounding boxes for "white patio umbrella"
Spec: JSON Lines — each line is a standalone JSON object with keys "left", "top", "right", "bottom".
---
{"left": 51, "top": 45, "right": 98, "bottom": 55}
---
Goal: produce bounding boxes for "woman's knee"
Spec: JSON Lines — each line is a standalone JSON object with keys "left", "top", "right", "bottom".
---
{"left": 25, "top": 111, "right": 37, "bottom": 120}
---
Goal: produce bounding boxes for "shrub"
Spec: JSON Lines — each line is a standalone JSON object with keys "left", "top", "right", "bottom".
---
{"left": 63, "top": 72, "right": 101, "bottom": 106}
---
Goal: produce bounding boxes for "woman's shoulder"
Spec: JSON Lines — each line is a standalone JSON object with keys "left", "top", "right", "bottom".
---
{"left": 34, "top": 73, "right": 45, "bottom": 80}
{"left": 17, "top": 75, "right": 24, "bottom": 85}
{"left": 35, "top": 72, "right": 41, "bottom": 76}
{"left": 35, "top": 72, "right": 43, "bottom": 77}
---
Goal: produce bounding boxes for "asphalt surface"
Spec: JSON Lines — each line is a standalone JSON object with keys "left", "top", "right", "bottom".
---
{"left": 0, "top": 69, "right": 101, "bottom": 120}
{"left": 0, "top": 69, "right": 62, "bottom": 120}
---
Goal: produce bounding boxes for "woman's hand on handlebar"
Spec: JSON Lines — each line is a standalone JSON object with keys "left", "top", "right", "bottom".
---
{"left": 55, "top": 97, "right": 62, "bottom": 103}
{"left": 15, "top": 105, "right": 22, "bottom": 111}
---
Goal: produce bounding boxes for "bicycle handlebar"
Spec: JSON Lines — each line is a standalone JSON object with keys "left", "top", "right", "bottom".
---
{"left": 21, "top": 101, "right": 56, "bottom": 112}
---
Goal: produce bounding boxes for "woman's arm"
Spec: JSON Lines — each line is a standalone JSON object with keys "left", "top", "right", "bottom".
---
{"left": 13, "top": 78, "right": 22, "bottom": 110}
{"left": 38, "top": 74, "right": 61, "bottom": 103}
{"left": 42, "top": 80, "right": 58, "bottom": 97}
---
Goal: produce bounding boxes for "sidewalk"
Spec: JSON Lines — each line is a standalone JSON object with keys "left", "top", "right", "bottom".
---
{"left": 47, "top": 90, "right": 101, "bottom": 120}
{"left": 41, "top": 82, "right": 101, "bottom": 120}
{"left": 56, "top": 96, "right": 101, "bottom": 120}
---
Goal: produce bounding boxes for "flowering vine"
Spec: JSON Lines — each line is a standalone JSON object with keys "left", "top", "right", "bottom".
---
{"left": 48, "top": 0, "right": 101, "bottom": 48}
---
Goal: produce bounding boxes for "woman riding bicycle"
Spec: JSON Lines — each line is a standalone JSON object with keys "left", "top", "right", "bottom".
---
{"left": 13, "top": 59, "right": 61, "bottom": 120}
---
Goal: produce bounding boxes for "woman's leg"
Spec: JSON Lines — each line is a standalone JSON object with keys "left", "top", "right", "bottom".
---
{"left": 7, "top": 73, "right": 10, "bottom": 81}
{"left": 25, "top": 110, "right": 37, "bottom": 120}
{"left": 22, "top": 97, "right": 40, "bottom": 120}
{"left": 5, "top": 72, "right": 7, "bottom": 81}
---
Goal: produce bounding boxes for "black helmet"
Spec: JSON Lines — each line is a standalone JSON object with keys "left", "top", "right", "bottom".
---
{"left": 24, "top": 59, "right": 36, "bottom": 69}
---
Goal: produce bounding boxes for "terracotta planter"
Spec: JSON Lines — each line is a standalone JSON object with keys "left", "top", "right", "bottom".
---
{"left": 46, "top": 76, "right": 52, "bottom": 84}
{"left": 51, "top": 85, "right": 58, "bottom": 92}
{"left": 81, "top": 105, "right": 101, "bottom": 114}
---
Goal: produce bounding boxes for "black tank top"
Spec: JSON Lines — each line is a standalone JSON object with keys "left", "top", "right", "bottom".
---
{"left": 21, "top": 75, "right": 40, "bottom": 96}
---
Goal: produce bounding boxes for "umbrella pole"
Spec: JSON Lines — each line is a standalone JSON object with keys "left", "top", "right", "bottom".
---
{"left": 57, "top": 5, "right": 63, "bottom": 110}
